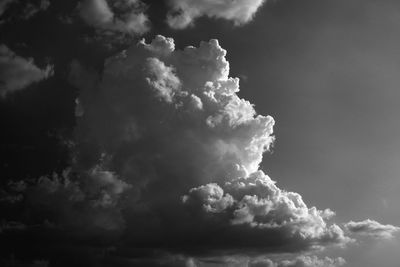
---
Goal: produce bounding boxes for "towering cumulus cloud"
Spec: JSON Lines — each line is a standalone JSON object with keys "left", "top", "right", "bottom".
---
{"left": 166, "top": 0, "right": 266, "bottom": 29}
{"left": 70, "top": 35, "right": 349, "bottom": 260}
{"left": 2, "top": 35, "right": 360, "bottom": 265}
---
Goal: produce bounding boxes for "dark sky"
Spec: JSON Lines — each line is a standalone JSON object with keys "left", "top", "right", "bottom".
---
{"left": 1, "top": 0, "right": 400, "bottom": 266}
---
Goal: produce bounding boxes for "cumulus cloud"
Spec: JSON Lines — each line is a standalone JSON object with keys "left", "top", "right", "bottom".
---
{"left": 0, "top": 44, "right": 53, "bottom": 97}
{"left": 183, "top": 171, "right": 349, "bottom": 251}
{"left": 78, "top": 0, "right": 149, "bottom": 35}
{"left": 65, "top": 35, "right": 348, "bottom": 254}
{"left": 166, "top": 0, "right": 266, "bottom": 29}
{"left": 345, "top": 219, "right": 400, "bottom": 239}
{"left": 3, "top": 35, "right": 393, "bottom": 266}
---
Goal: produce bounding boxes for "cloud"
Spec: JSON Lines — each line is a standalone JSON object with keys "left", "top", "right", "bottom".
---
{"left": 20, "top": 0, "right": 50, "bottom": 20}
{"left": 0, "top": 0, "right": 16, "bottom": 17}
{"left": 137, "top": 254, "right": 346, "bottom": 267}
{"left": 166, "top": 0, "right": 266, "bottom": 29}
{"left": 3, "top": 35, "right": 394, "bottom": 266}
{"left": 183, "top": 171, "right": 349, "bottom": 251}
{"left": 78, "top": 0, "right": 150, "bottom": 35}
{"left": 0, "top": 44, "right": 53, "bottom": 97}
{"left": 0, "top": 0, "right": 50, "bottom": 23}
{"left": 67, "top": 35, "right": 348, "bottom": 254}
{"left": 345, "top": 219, "right": 400, "bottom": 239}
{"left": 249, "top": 255, "right": 345, "bottom": 267}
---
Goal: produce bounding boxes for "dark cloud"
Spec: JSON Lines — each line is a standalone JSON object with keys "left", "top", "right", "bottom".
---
{"left": 345, "top": 219, "right": 400, "bottom": 239}
{"left": 19, "top": 0, "right": 50, "bottom": 20}
{"left": 0, "top": 0, "right": 50, "bottom": 23}
{"left": 0, "top": 0, "right": 17, "bottom": 18}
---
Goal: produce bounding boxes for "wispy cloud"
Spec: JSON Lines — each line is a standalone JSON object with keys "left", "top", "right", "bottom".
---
{"left": 166, "top": 0, "right": 266, "bottom": 29}
{"left": 0, "top": 44, "right": 53, "bottom": 97}
{"left": 345, "top": 219, "right": 400, "bottom": 239}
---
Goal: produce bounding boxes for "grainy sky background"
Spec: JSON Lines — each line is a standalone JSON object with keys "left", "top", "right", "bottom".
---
{"left": 1, "top": 0, "right": 400, "bottom": 266}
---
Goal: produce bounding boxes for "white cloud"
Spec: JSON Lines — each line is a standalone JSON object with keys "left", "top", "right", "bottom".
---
{"left": 145, "top": 57, "right": 181, "bottom": 103}
{"left": 0, "top": 44, "right": 53, "bottom": 97}
{"left": 166, "top": 0, "right": 266, "bottom": 29}
{"left": 184, "top": 171, "right": 350, "bottom": 248}
{"left": 78, "top": 0, "right": 149, "bottom": 35}
{"left": 345, "top": 219, "right": 400, "bottom": 239}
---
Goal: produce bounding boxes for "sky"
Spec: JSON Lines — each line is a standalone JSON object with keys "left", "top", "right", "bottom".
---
{"left": 1, "top": 0, "right": 400, "bottom": 266}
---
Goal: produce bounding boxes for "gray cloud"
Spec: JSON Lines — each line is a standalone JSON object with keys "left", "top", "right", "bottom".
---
{"left": 24, "top": 35, "right": 348, "bottom": 255}
{"left": 166, "top": 0, "right": 266, "bottom": 29}
{"left": 0, "top": 0, "right": 50, "bottom": 23}
{"left": 183, "top": 171, "right": 349, "bottom": 249}
{"left": 345, "top": 219, "right": 400, "bottom": 239}
{"left": 0, "top": 44, "right": 53, "bottom": 97}
{"left": 78, "top": 0, "right": 149, "bottom": 35}
{"left": 0, "top": 0, "right": 16, "bottom": 17}
{"left": 20, "top": 0, "right": 50, "bottom": 20}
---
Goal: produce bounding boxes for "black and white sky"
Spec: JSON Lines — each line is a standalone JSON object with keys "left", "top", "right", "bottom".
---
{"left": 1, "top": 0, "right": 400, "bottom": 266}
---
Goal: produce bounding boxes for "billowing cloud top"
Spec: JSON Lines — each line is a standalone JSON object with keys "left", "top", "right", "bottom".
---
{"left": 166, "top": 0, "right": 267, "bottom": 29}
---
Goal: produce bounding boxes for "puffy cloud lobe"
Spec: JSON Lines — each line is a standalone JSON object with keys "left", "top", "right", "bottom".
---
{"left": 145, "top": 57, "right": 181, "bottom": 103}
{"left": 184, "top": 171, "right": 349, "bottom": 249}
{"left": 0, "top": 44, "right": 53, "bottom": 97}
{"left": 182, "top": 183, "right": 234, "bottom": 213}
{"left": 345, "top": 219, "right": 400, "bottom": 239}
{"left": 166, "top": 0, "right": 266, "bottom": 29}
{"left": 78, "top": 0, "right": 149, "bottom": 35}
